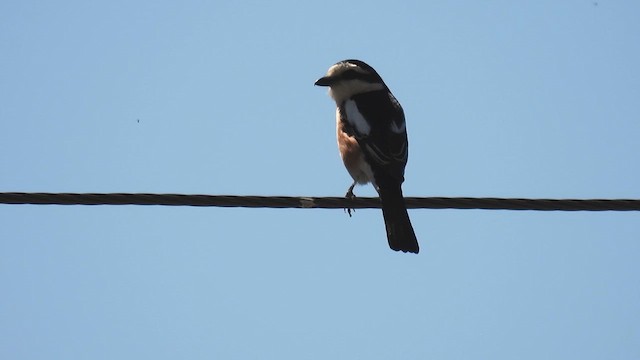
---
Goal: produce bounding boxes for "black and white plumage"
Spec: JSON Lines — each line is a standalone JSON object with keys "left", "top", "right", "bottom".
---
{"left": 315, "top": 59, "right": 419, "bottom": 254}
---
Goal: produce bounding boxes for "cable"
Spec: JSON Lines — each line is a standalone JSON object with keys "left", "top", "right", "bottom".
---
{"left": 1, "top": 192, "right": 639, "bottom": 211}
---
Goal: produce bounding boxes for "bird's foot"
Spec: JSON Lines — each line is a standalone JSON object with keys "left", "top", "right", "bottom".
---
{"left": 344, "top": 184, "right": 356, "bottom": 217}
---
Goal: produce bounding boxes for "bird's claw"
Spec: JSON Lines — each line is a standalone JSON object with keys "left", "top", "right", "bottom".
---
{"left": 344, "top": 206, "right": 355, "bottom": 217}
{"left": 344, "top": 187, "right": 356, "bottom": 217}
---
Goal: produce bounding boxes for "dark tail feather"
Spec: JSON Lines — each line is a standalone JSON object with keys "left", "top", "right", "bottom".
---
{"left": 378, "top": 184, "right": 419, "bottom": 254}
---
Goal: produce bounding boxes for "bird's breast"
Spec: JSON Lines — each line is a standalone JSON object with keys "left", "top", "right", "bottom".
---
{"left": 336, "top": 108, "right": 374, "bottom": 185}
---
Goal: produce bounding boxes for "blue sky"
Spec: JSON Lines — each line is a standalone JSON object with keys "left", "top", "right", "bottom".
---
{"left": 1, "top": 1, "right": 639, "bottom": 359}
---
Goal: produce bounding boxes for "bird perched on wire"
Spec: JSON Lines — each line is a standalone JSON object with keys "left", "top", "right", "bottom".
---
{"left": 315, "top": 59, "right": 419, "bottom": 254}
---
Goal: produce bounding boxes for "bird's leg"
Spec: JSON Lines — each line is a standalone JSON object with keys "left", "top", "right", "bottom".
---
{"left": 344, "top": 181, "right": 357, "bottom": 217}
{"left": 345, "top": 182, "right": 356, "bottom": 198}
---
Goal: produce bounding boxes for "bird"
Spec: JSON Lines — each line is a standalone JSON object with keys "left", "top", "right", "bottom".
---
{"left": 315, "top": 59, "right": 419, "bottom": 254}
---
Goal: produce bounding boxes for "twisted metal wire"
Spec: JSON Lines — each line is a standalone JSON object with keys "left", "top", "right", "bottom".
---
{"left": 1, "top": 192, "right": 639, "bottom": 211}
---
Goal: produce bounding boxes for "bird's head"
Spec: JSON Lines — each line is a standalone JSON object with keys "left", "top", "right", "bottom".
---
{"left": 315, "top": 59, "right": 387, "bottom": 103}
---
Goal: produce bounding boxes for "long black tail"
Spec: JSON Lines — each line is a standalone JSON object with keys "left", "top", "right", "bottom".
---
{"left": 378, "top": 182, "right": 419, "bottom": 254}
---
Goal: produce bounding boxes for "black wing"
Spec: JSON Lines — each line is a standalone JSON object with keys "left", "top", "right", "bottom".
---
{"left": 341, "top": 90, "right": 408, "bottom": 184}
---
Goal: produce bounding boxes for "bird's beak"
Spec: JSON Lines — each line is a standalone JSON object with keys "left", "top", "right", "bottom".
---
{"left": 314, "top": 76, "right": 333, "bottom": 86}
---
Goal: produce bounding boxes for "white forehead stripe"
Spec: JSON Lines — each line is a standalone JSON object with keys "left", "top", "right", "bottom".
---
{"left": 344, "top": 100, "right": 371, "bottom": 136}
{"left": 327, "top": 62, "right": 363, "bottom": 77}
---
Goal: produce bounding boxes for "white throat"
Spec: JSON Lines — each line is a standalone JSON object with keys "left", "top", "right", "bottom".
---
{"left": 329, "top": 80, "right": 385, "bottom": 104}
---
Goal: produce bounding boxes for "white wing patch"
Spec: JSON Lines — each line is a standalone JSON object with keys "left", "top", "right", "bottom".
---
{"left": 390, "top": 119, "right": 406, "bottom": 133}
{"left": 344, "top": 99, "right": 371, "bottom": 136}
